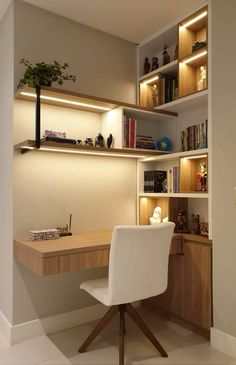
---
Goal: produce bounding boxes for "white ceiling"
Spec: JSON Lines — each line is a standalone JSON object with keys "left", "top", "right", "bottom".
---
{"left": 19, "top": 0, "right": 206, "bottom": 44}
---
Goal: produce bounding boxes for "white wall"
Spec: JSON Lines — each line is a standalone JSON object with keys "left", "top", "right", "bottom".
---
{"left": 210, "top": 0, "right": 236, "bottom": 338}
{"left": 14, "top": 0, "right": 137, "bottom": 103}
{"left": 12, "top": 1, "right": 137, "bottom": 325}
{"left": 0, "top": 3, "right": 14, "bottom": 324}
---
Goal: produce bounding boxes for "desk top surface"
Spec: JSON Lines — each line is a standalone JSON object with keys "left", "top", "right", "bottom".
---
{"left": 14, "top": 230, "right": 211, "bottom": 259}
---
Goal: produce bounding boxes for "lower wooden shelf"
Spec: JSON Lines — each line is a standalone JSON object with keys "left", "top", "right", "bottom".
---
{"left": 14, "top": 140, "right": 166, "bottom": 159}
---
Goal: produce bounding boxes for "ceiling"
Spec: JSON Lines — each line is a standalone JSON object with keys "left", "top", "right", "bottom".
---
{"left": 20, "top": 0, "right": 206, "bottom": 44}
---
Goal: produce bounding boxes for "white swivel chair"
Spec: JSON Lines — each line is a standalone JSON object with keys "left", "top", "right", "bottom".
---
{"left": 79, "top": 222, "right": 175, "bottom": 364}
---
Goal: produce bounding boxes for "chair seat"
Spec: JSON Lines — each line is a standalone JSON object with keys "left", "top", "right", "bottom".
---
{"left": 80, "top": 278, "right": 110, "bottom": 306}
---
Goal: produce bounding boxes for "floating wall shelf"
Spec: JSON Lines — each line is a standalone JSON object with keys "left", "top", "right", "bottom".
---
{"left": 15, "top": 140, "right": 168, "bottom": 159}
{"left": 15, "top": 86, "right": 177, "bottom": 117}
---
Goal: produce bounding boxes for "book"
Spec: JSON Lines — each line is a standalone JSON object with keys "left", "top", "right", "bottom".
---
{"left": 173, "top": 166, "right": 179, "bottom": 193}
{"left": 181, "top": 120, "right": 208, "bottom": 151}
{"left": 144, "top": 170, "right": 168, "bottom": 193}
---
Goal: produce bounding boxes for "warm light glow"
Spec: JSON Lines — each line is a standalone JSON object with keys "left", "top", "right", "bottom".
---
{"left": 20, "top": 92, "right": 112, "bottom": 111}
{"left": 183, "top": 154, "right": 207, "bottom": 160}
{"left": 182, "top": 50, "right": 207, "bottom": 64}
{"left": 143, "top": 76, "right": 159, "bottom": 84}
{"left": 181, "top": 11, "right": 207, "bottom": 28}
{"left": 20, "top": 146, "right": 147, "bottom": 159}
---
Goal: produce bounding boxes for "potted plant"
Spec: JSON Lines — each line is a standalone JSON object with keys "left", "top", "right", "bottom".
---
{"left": 18, "top": 59, "right": 76, "bottom": 88}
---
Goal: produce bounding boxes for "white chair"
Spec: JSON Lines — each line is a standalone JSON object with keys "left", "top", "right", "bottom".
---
{"left": 79, "top": 222, "right": 175, "bottom": 364}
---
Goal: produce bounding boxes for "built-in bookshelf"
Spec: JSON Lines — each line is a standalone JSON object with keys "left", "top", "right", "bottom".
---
{"left": 138, "top": 6, "right": 208, "bottom": 109}
{"left": 137, "top": 5, "right": 211, "bottom": 239}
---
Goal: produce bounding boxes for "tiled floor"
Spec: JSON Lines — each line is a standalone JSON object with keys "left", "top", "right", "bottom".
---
{"left": 0, "top": 308, "right": 235, "bottom": 365}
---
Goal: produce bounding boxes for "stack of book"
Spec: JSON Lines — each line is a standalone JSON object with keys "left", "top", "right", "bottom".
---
{"left": 136, "top": 135, "right": 155, "bottom": 150}
{"left": 161, "top": 77, "right": 178, "bottom": 104}
{"left": 167, "top": 166, "right": 179, "bottom": 193}
{"left": 181, "top": 120, "right": 208, "bottom": 151}
{"left": 123, "top": 116, "right": 137, "bottom": 148}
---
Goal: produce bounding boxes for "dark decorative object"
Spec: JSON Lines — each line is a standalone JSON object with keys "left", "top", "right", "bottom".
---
{"left": 151, "top": 57, "right": 159, "bottom": 71}
{"left": 174, "top": 45, "right": 178, "bottom": 60}
{"left": 190, "top": 214, "right": 200, "bottom": 234}
{"left": 162, "top": 46, "right": 170, "bottom": 66}
{"left": 175, "top": 209, "right": 188, "bottom": 233}
{"left": 144, "top": 57, "right": 151, "bottom": 74}
{"left": 18, "top": 59, "right": 76, "bottom": 88}
{"left": 95, "top": 133, "right": 105, "bottom": 147}
{"left": 144, "top": 170, "right": 167, "bottom": 193}
{"left": 77, "top": 139, "right": 83, "bottom": 146}
{"left": 84, "top": 138, "right": 94, "bottom": 146}
{"left": 107, "top": 134, "right": 113, "bottom": 148}
{"left": 192, "top": 40, "right": 207, "bottom": 52}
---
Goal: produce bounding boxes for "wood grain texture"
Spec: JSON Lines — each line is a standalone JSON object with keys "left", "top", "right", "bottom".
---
{"left": 184, "top": 241, "right": 212, "bottom": 329}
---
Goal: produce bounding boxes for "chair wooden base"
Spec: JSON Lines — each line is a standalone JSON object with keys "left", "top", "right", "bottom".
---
{"left": 78, "top": 303, "right": 168, "bottom": 365}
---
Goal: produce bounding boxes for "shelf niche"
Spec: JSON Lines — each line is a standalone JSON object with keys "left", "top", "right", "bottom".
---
{"left": 178, "top": 6, "right": 208, "bottom": 60}
{"left": 179, "top": 155, "right": 208, "bottom": 193}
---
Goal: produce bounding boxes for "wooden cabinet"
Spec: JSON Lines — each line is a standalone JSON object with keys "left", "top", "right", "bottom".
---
{"left": 184, "top": 241, "right": 212, "bottom": 329}
{"left": 142, "top": 238, "right": 212, "bottom": 334}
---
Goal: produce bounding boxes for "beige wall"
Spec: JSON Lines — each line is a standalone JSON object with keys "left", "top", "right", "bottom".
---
{"left": 0, "top": 3, "right": 14, "bottom": 323}
{"left": 12, "top": 1, "right": 137, "bottom": 324}
{"left": 14, "top": 0, "right": 137, "bottom": 103}
{"left": 210, "top": 0, "right": 236, "bottom": 337}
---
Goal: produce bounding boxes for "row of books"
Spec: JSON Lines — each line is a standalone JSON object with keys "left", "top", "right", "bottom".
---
{"left": 144, "top": 168, "right": 179, "bottom": 193}
{"left": 160, "top": 77, "right": 178, "bottom": 105}
{"left": 123, "top": 116, "right": 155, "bottom": 149}
{"left": 181, "top": 120, "right": 208, "bottom": 151}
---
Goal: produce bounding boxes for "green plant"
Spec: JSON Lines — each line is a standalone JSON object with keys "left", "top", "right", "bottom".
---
{"left": 18, "top": 59, "right": 76, "bottom": 88}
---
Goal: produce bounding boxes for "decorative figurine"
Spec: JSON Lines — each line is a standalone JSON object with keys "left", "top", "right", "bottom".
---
{"left": 84, "top": 137, "right": 94, "bottom": 146}
{"left": 144, "top": 57, "right": 151, "bottom": 74}
{"left": 192, "top": 40, "right": 207, "bottom": 52}
{"left": 190, "top": 214, "right": 200, "bottom": 234}
{"left": 150, "top": 206, "right": 162, "bottom": 225}
{"left": 197, "top": 65, "right": 207, "bottom": 90}
{"left": 162, "top": 46, "right": 170, "bottom": 65}
{"left": 175, "top": 209, "right": 188, "bottom": 233}
{"left": 174, "top": 45, "right": 178, "bottom": 60}
{"left": 200, "top": 162, "right": 207, "bottom": 191}
{"left": 107, "top": 134, "right": 113, "bottom": 148}
{"left": 151, "top": 84, "right": 159, "bottom": 106}
{"left": 77, "top": 139, "right": 82, "bottom": 146}
{"left": 151, "top": 57, "right": 159, "bottom": 71}
{"left": 95, "top": 133, "right": 105, "bottom": 147}
{"left": 200, "top": 221, "right": 208, "bottom": 236}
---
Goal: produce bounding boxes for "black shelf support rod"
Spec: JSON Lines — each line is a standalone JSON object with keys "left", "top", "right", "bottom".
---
{"left": 35, "top": 86, "right": 41, "bottom": 149}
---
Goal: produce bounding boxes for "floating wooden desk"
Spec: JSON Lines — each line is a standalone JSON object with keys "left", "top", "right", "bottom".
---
{"left": 14, "top": 229, "right": 184, "bottom": 276}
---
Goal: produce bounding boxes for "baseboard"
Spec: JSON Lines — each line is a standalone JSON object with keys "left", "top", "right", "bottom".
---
{"left": 1, "top": 301, "right": 140, "bottom": 345}
{"left": 0, "top": 310, "right": 11, "bottom": 343}
{"left": 211, "top": 327, "right": 236, "bottom": 358}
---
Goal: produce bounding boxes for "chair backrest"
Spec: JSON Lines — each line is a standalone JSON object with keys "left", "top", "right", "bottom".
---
{"left": 107, "top": 222, "right": 175, "bottom": 305}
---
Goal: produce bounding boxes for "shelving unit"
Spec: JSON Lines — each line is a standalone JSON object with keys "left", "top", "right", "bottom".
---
{"left": 15, "top": 85, "right": 177, "bottom": 158}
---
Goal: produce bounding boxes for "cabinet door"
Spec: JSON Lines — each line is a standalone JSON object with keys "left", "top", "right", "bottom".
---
{"left": 147, "top": 254, "right": 185, "bottom": 318}
{"left": 184, "top": 241, "right": 212, "bottom": 329}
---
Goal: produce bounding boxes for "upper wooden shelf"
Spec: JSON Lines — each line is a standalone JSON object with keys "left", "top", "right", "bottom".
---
{"left": 15, "top": 86, "right": 177, "bottom": 117}
{"left": 15, "top": 139, "right": 168, "bottom": 159}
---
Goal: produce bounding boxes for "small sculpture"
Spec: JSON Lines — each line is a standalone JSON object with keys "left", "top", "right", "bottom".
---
{"left": 175, "top": 209, "right": 187, "bottom": 233}
{"left": 197, "top": 65, "right": 207, "bottom": 90}
{"left": 151, "top": 84, "right": 159, "bottom": 106}
{"left": 200, "top": 162, "right": 207, "bottom": 191}
{"left": 107, "top": 134, "right": 113, "bottom": 148}
{"left": 162, "top": 46, "right": 170, "bottom": 65}
{"left": 150, "top": 206, "right": 162, "bottom": 225}
{"left": 190, "top": 214, "right": 200, "bottom": 234}
{"left": 174, "top": 45, "right": 178, "bottom": 60}
{"left": 144, "top": 57, "right": 150, "bottom": 74}
{"left": 192, "top": 40, "right": 207, "bottom": 52}
{"left": 95, "top": 133, "right": 105, "bottom": 147}
{"left": 77, "top": 139, "right": 82, "bottom": 146}
{"left": 151, "top": 57, "right": 159, "bottom": 71}
{"left": 84, "top": 137, "right": 94, "bottom": 146}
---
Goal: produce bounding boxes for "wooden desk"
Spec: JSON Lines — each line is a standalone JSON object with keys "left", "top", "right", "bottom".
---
{"left": 14, "top": 229, "right": 184, "bottom": 276}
